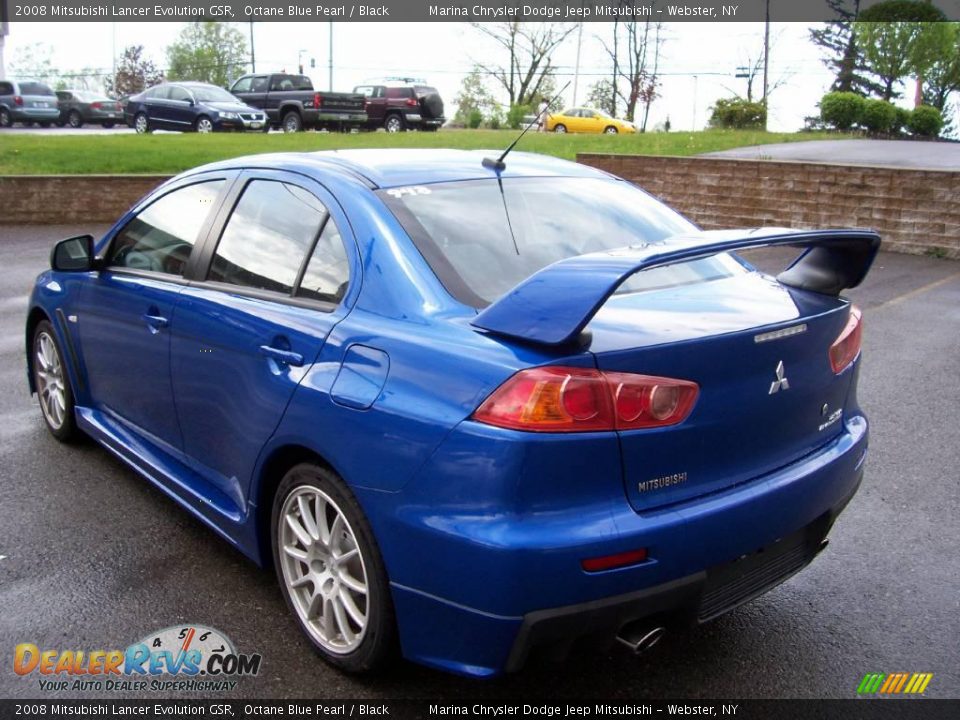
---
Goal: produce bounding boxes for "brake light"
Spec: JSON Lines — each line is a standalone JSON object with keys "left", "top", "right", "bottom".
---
{"left": 472, "top": 367, "right": 699, "bottom": 433}
{"left": 14, "top": 96, "right": 23, "bottom": 106}
{"left": 313, "top": 93, "right": 322, "bottom": 109}
{"left": 92, "top": 102, "right": 102, "bottom": 110}
{"left": 406, "top": 97, "right": 418, "bottom": 107}
{"left": 829, "top": 305, "right": 863, "bottom": 374}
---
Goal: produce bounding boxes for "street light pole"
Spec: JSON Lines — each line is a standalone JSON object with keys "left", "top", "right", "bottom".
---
{"left": 249, "top": 21, "right": 256, "bottom": 72}
{"left": 572, "top": 22, "right": 583, "bottom": 106}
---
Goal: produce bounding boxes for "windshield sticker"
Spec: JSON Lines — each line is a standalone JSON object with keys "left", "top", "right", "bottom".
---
{"left": 387, "top": 186, "right": 432, "bottom": 199}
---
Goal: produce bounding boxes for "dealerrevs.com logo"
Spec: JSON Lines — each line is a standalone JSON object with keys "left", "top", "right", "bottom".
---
{"left": 14, "top": 625, "right": 262, "bottom": 692}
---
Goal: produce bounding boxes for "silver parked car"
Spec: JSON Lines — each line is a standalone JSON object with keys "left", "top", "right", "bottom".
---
{"left": 56, "top": 90, "right": 124, "bottom": 128}
{"left": 0, "top": 80, "right": 60, "bottom": 128}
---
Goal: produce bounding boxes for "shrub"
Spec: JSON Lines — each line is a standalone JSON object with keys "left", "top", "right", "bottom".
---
{"left": 506, "top": 104, "right": 531, "bottom": 130}
{"left": 893, "top": 106, "right": 911, "bottom": 135}
{"left": 819, "top": 92, "right": 864, "bottom": 131}
{"left": 860, "top": 99, "right": 898, "bottom": 134}
{"left": 467, "top": 109, "right": 483, "bottom": 129}
{"left": 708, "top": 98, "right": 766, "bottom": 129}
{"left": 908, "top": 105, "right": 944, "bottom": 137}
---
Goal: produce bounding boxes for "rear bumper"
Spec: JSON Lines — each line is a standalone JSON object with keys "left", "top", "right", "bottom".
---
{"left": 13, "top": 107, "right": 60, "bottom": 122}
{"left": 379, "top": 414, "right": 868, "bottom": 677}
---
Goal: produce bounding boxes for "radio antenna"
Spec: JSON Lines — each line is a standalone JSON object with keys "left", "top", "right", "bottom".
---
{"left": 482, "top": 81, "right": 571, "bottom": 172}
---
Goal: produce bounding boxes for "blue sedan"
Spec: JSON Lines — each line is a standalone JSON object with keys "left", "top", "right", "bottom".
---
{"left": 25, "top": 150, "right": 878, "bottom": 677}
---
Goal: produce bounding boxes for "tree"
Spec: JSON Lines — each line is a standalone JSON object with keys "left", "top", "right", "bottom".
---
{"left": 452, "top": 67, "right": 497, "bottom": 126}
{"left": 585, "top": 79, "right": 616, "bottom": 116}
{"left": 106, "top": 45, "right": 163, "bottom": 98}
{"left": 599, "top": 16, "right": 663, "bottom": 123}
{"left": 166, "top": 21, "right": 249, "bottom": 88}
{"left": 8, "top": 43, "right": 56, "bottom": 84}
{"left": 809, "top": 0, "right": 885, "bottom": 96}
{"left": 470, "top": 22, "right": 576, "bottom": 106}
{"left": 922, "top": 24, "right": 960, "bottom": 111}
{"left": 856, "top": 0, "right": 950, "bottom": 101}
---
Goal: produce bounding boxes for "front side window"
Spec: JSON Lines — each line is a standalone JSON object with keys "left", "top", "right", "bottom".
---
{"left": 231, "top": 77, "right": 252, "bottom": 94}
{"left": 208, "top": 181, "right": 330, "bottom": 296}
{"left": 169, "top": 86, "right": 192, "bottom": 103}
{"left": 108, "top": 181, "right": 225, "bottom": 275}
{"left": 383, "top": 177, "right": 742, "bottom": 307}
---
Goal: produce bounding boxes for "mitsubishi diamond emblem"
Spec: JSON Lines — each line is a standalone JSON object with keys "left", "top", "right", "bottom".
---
{"left": 769, "top": 361, "right": 790, "bottom": 394}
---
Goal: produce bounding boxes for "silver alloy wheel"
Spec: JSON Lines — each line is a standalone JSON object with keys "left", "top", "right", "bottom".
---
{"left": 283, "top": 114, "right": 301, "bottom": 132}
{"left": 554, "top": 124, "right": 567, "bottom": 133}
{"left": 135, "top": 114, "right": 149, "bottom": 134}
{"left": 34, "top": 331, "right": 66, "bottom": 430}
{"left": 197, "top": 117, "right": 213, "bottom": 133}
{"left": 604, "top": 126, "right": 618, "bottom": 134}
{"left": 384, "top": 116, "right": 402, "bottom": 133}
{"left": 0, "top": 109, "right": 11, "bottom": 128}
{"left": 279, "top": 485, "right": 369, "bottom": 654}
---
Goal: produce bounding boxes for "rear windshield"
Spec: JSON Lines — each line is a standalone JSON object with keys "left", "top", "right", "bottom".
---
{"left": 192, "top": 86, "right": 236, "bottom": 103}
{"left": 415, "top": 86, "right": 438, "bottom": 97}
{"left": 19, "top": 82, "right": 55, "bottom": 96}
{"left": 382, "top": 177, "right": 743, "bottom": 307}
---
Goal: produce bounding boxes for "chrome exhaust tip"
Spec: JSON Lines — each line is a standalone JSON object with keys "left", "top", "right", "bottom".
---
{"left": 616, "top": 626, "right": 666, "bottom": 655}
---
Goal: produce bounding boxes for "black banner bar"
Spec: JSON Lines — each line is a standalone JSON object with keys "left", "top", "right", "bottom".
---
{"left": 1, "top": 700, "right": 959, "bottom": 720}
{"left": 2, "top": 0, "right": 960, "bottom": 23}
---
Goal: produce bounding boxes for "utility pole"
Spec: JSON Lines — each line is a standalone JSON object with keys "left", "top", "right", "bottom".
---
{"left": 249, "top": 21, "right": 256, "bottom": 72}
{"left": 762, "top": 0, "right": 770, "bottom": 124}
{"left": 572, "top": 22, "right": 583, "bottom": 106}
{"left": 692, "top": 75, "right": 698, "bottom": 130}
{"left": 0, "top": 2, "right": 8, "bottom": 81}
{"left": 328, "top": 22, "right": 334, "bottom": 91}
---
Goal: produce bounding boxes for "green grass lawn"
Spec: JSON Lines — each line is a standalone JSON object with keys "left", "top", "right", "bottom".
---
{"left": 0, "top": 128, "right": 851, "bottom": 175}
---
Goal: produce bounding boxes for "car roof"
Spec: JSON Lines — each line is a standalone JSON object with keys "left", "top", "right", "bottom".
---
{"left": 190, "top": 149, "right": 613, "bottom": 189}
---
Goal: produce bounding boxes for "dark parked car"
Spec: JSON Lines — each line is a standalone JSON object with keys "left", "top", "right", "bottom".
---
{"left": 124, "top": 82, "right": 266, "bottom": 134}
{"left": 353, "top": 82, "right": 445, "bottom": 132}
{"left": 56, "top": 90, "right": 123, "bottom": 128}
{"left": 229, "top": 73, "right": 367, "bottom": 133}
{"left": 0, "top": 80, "right": 59, "bottom": 128}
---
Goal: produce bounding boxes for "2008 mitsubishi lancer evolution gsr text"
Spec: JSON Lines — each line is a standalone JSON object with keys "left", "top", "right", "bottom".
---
{"left": 25, "top": 149, "right": 878, "bottom": 678}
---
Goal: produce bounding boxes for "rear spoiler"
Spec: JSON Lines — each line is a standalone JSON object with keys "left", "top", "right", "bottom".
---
{"left": 471, "top": 228, "right": 881, "bottom": 347}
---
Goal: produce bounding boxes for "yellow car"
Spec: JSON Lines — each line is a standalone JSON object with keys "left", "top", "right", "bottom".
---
{"left": 545, "top": 107, "right": 637, "bottom": 134}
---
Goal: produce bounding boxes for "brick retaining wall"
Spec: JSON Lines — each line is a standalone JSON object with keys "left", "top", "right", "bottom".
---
{"left": 2, "top": 159, "right": 958, "bottom": 259}
{"left": 577, "top": 154, "right": 959, "bottom": 259}
{"left": 0, "top": 175, "right": 170, "bottom": 225}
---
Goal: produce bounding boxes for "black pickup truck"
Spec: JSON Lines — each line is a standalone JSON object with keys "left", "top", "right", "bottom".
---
{"left": 229, "top": 73, "right": 367, "bottom": 132}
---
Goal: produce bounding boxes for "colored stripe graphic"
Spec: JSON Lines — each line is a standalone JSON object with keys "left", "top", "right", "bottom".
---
{"left": 858, "top": 672, "right": 933, "bottom": 694}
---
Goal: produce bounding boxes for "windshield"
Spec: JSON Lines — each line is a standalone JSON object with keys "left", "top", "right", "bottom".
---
{"left": 382, "top": 177, "right": 743, "bottom": 307}
{"left": 192, "top": 86, "right": 238, "bottom": 103}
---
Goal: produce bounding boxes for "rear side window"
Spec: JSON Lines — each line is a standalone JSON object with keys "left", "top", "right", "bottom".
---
{"left": 251, "top": 76, "right": 269, "bottom": 92}
{"left": 270, "top": 75, "right": 312, "bottom": 92}
{"left": 297, "top": 219, "right": 350, "bottom": 304}
{"left": 386, "top": 87, "right": 413, "bottom": 99}
{"left": 0, "top": 82, "right": 13, "bottom": 95}
{"left": 108, "top": 181, "right": 224, "bottom": 276}
{"left": 208, "top": 180, "right": 331, "bottom": 296}
{"left": 19, "top": 82, "right": 54, "bottom": 96}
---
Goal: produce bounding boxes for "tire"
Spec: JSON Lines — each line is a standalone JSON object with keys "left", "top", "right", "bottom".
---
{"left": 68, "top": 110, "right": 83, "bottom": 129}
{"left": 554, "top": 124, "right": 567, "bottom": 133}
{"left": 282, "top": 111, "right": 303, "bottom": 133}
{"left": 604, "top": 126, "right": 618, "bottom": 134}
{"left": 134, "top": 112, "right": 150, "bottom": 134}
{"left": 271, "top": 463, "right": 396, "bottom": 673}
{"left": 195, "top": 116, "right": 214, "bottom": 134}
{"left": 102, "top": 122, "right": 115, "bottom": 129}
{"left": 384, "top": 114, "right": 404, "bottom": 133}
{"left": 32, "top": 320, "right": 80, "bottom": 442}
{"left": 0, "top": 108, "right": 12, "bottom": 128}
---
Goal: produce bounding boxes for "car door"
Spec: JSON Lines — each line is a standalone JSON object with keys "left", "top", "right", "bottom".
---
{"left": 75, "top": 176, "right": 232, "bottom": 452}
{"left": 142, "top": 86, "right": 170, "bottom": 128}
{"left": 170, "top": 171, "right": 356, "bottom": 507}
{"left": 165, "top": 85, "right": 195, "bottom": 129}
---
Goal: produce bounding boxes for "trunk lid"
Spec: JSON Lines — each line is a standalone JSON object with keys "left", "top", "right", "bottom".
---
{"left": 589, "top": 272, "right": 855, "bottom": 512}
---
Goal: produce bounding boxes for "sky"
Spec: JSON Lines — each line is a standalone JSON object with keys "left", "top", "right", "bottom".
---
{"left": 0, "top": 20, "right": 928, "bottom": 131}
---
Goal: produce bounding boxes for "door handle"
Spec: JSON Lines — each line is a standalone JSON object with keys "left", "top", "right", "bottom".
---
{"left": 142, "top": 313, "right": 169, "bottom": 330}
{"left": 259, "top": 345, "right": 304, "bottom": 367}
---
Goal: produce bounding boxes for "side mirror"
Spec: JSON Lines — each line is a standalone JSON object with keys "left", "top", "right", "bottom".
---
{"left": 51, "top": 235, "right": 95, "bottom": 272}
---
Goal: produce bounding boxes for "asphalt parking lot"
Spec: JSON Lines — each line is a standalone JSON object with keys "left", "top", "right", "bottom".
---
{"left": 0, "top": 225, "right": 957, "bottom": 700}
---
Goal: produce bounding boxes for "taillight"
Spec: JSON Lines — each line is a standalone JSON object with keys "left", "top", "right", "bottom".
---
{"left": 829, "top": 305, "right": 863, "bottom": 374}
{"left": 92, "top": 102, "right": 102, "bottom": 110}
{"left": 313, "top": 93, "right": 322, "bottom": 109}
{"left": 472, "top": 367, "right": 699, "bottom": 433}
{"left": 14, "top": 96, "right": 23, "bottom": 106}
{"left": 406, "top": 97, "right": 418, "bottom": 107}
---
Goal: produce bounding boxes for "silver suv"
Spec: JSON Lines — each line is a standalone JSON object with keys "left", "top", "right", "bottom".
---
{"left": 0, "top": 80, "right": 60, "bottom": 128}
